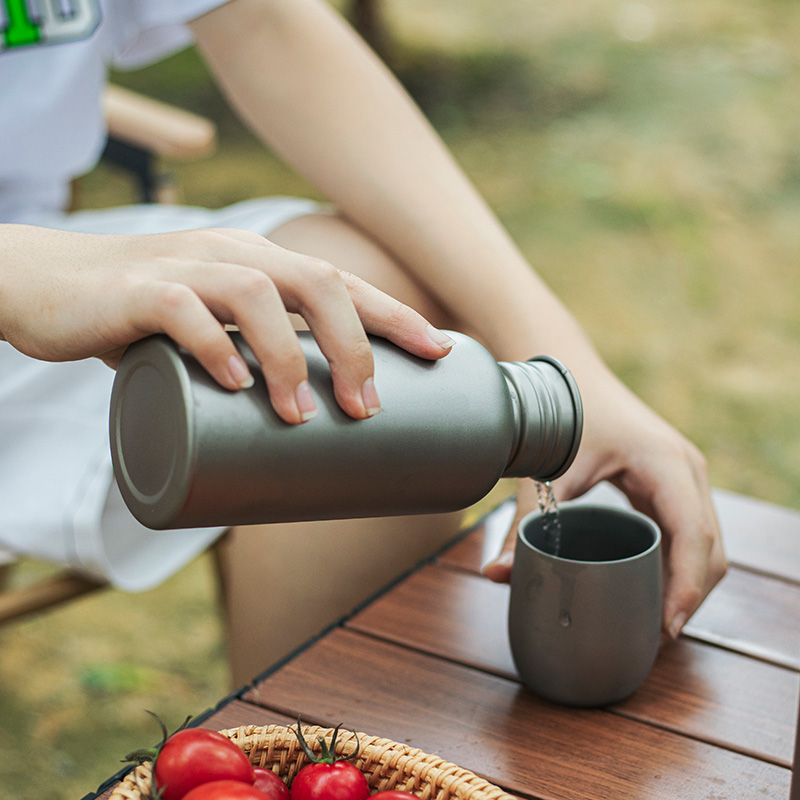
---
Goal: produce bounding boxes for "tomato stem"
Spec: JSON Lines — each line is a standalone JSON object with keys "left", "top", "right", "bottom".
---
{"left": 121, "top": 711, "right": 193, "bottom": 800}
{"left": 294, "top": 718, "right": 361, "bottom": 765}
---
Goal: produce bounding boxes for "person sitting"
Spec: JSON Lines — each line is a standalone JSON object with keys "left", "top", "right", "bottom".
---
{"left": 0, "top": 0, "right": 725, "bottom": 685}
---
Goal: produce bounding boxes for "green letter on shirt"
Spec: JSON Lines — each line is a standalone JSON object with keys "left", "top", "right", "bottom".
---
{"left": 1, "top": 0, "right": 100, "bottom": 51}
{"left": 3, "top": 0, "right": 41, "bottom": 48}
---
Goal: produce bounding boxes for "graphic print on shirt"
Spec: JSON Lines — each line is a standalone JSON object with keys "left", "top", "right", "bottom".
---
{"left": 1, "top": 0, "right": 100, "bottom": 51}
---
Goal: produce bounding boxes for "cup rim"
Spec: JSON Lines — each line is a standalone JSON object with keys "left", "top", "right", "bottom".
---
{"left": 516, "top": 502, "right": 661, "bottom": 565}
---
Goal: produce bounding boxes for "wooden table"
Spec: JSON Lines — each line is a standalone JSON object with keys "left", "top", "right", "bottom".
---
{"left": 86, "top": 485, "right": 800, "bottom": 800}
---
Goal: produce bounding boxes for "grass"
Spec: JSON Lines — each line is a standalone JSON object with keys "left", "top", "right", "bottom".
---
{"left": 2, "top": 0, "right": 799, "bottom": 797}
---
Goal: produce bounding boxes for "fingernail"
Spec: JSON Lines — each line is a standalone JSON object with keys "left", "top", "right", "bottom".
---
{"left": 427, "top": 325, "right": 457, "bottom": 351}
{"left": 361, "top": 377, "right": 382, "bottom": 417}
{"left": 228, "top": 355, "right": 254, "bottom": 389}
{"left": 668, "top": 612, "right": 688, "bottom": 640}
{"left": 493, "top": 551, "right": 514, "bottom": 567}
{"left": 295, "top": 380, "right": 318, "bottom": 422}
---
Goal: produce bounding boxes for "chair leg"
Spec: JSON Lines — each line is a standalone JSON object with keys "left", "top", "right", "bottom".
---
{"left": 0, "top": 561, "right": 16, "bottom": 592}
{"left": 0, "top": 569, "right": 107, "bottom": 626}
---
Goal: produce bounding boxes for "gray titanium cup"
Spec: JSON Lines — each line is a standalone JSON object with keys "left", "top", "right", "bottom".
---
{"left": 508, "top": 504, "right": 662, "bottom": 707}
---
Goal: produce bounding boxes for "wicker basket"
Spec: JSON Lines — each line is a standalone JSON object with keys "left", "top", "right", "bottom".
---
{"left": 108, "top": 724, "right": 515, "bottom": 800}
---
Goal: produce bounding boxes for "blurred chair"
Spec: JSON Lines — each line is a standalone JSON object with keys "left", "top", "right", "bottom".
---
{"left": 0, "top": 546, "right": 107, "bottom": 625}
{"left": 80, "top": 84, "right": 217, "bottom": 205}
{"left": 0, "top": 86, "right": 217, "bottom": 627}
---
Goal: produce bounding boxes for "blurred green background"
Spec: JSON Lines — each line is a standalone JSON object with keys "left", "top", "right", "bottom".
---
{"left": 1, "top": 0, "right": 798, "bottom": 797}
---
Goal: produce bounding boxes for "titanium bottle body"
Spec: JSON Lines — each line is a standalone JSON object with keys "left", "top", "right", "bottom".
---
{"left": 110, "top": 331, "right": 582, "bottom": 529}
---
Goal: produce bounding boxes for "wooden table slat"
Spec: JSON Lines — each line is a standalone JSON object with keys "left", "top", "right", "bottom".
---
{"left": 199, "top": 701, "right": 297, "bottom": 733}
{"left": 248, "top": 629, "right": 791, "bottom": 800}
{"left": 347, "top": 563, "right": 799, "bottom": 767}
{"left": 683, "top": 566, "right": 800, "bottom": 670}
{"left": 713, "top": 488, "right": 800, "bottom": 583}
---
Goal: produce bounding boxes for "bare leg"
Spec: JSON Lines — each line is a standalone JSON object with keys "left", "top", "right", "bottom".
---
{"left": 213, "top": 512, "right": 461, "bottom": 686}
{"left": 270, "top": 210, "right": 456, "bottom": 328}
{"left": 214, "top": 212, "right": 462, "bottom": 687}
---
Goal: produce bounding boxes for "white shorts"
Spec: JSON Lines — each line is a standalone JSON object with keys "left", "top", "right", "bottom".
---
{"left": 0, "top": 196, "right": 319, "bottom": 591}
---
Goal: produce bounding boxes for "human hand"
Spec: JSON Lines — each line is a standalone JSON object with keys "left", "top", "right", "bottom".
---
{"left": 483, "top": 365, "right": 727, "bottom": 640}
{"left": 0, "top": 224, "right": 454, "bottom": 424}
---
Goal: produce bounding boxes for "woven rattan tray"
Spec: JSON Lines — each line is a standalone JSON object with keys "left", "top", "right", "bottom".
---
{"left": 108, "top": 723, "right": 515, "bottom": 800}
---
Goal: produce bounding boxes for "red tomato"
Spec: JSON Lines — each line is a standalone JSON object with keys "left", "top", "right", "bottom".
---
{"left": 154, "top": 729, "right": 256, "bottom": 800}
{"left": 253, "top": 768, "right": 291, "bottom": 800}
{"left": 182, "top": 780, "right": 271, "bottom": 800}
{"left": 371, "top": 793, "right": 418, "bottom": 800}
{"left": 291, "top": 760, "right": 370, "bottom": 800}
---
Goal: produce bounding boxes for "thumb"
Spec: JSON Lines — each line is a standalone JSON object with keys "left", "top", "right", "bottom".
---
{"left": 482, "top": 480, "right": 541, "bottom": 583}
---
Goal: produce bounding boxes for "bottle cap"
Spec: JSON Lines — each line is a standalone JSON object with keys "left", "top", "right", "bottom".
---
{"left": 500, "top": 356, "right": 583, "bottom": 480}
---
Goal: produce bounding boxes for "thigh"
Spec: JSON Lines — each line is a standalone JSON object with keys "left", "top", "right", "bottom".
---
{"left": 268, "top": 211, "right": 455, "bottom": 328}
{"left": 215, "top": 511, "right": 462, "bottom": 687}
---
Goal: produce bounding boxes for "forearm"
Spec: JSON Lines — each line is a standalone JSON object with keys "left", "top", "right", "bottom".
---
{"left": 190, "top": 0, "right": 599, "bottom": 366}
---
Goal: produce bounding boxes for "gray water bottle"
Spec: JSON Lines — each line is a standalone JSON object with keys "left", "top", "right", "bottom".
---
{"left": 109, "top": 331, "right": 582, "bottom": 529}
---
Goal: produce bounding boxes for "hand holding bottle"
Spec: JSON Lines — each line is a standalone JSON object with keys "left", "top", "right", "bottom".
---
{"left": 0, "top": 223, "right": 454, "bottom": 424}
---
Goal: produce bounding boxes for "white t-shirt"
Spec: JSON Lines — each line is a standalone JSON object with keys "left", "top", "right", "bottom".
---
{"left": 0, "top": 0, "right": 320, "bottom": 590}
{"left": 0, "top": 0, "right": 228, "bottom": 222}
